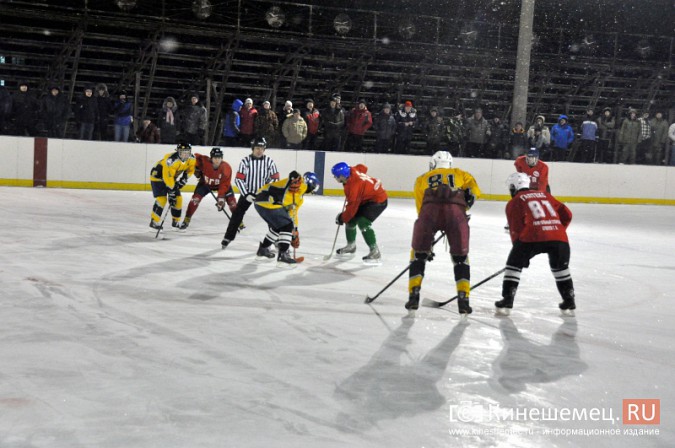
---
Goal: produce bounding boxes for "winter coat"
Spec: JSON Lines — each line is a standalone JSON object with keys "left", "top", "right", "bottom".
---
{"left": 373, "top": 112, "right": 397, "bottom": 140}
{"left": 94, "top": 83, "right": 113, "bottom": 122}
{"left": 223, "top": 99, "right": 242, "bottom": 138}
{"left": 618, "top": 118, "right": 641, "bottom": 145}
{"left": 465, "top": 116, "right": 491, "bottom": 144}
{"left": 112, "top": 100, "right": 132, "bottom": 126}
{"left": 282, "top": 116, "right": 308, "bottom": 144}
{"left": 597, "top": 115, "right": 615, "bottom": 140}
{"left": 550, "top": 115, "right": 575, "bottom": 149}
{"left": 489, "top": 120, "right": 509, "bottom": 146}
{"left": 395, "top": 107, "right": 418, "bottom": 140}
{"left": 181, "top": 102, "right": 207, "bottom": 135}
{"left": 445, "top": 117, "right": 464, "bottom": 144}
{"left": 347, "top": 107, "right": 372, "bottom": 136}
{"left": 580, "top": 117, "right": 598, "bottom": 141}
{"left": 649, "top": 118, "right": 668, "bottom": 145}
{"left": 510, "top": 127, "right": 528, "bottom": 150}
{"left": 239, "top": 105, "right": 257, "bottom": 135}
{"left": 303, "top": 108, "right": 320, "bottom": 135}
{"left": 11, "top": 90, "right": 40, "bottom": 124}
{"left": 136, "top": 122, "right": 161, "bottom": 143}
{"left": 41, "top": 91, "right": 71, "bottom": 128}
{"left": 322, "top": 106, "right": 344, "bottom": 138}
{"left": 158, "top": 96, "right": 179, "bottom": 143}
{"left": 425, "top": 117, "right": 445, "bottom": 142}
{"left": 254, "top": 108, "right": 279, "bottom": 140}
{"left": 526, "top": 117, "right": 550, "bottom": 146}
{"left": 73, "top": 94, "right": 99, "bottom": 124}
{"left": 0, "top": 87, "right": 12, "bottom": 118}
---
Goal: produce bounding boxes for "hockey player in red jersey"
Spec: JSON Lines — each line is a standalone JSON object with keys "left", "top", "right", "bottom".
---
{"left": 179, "top": 147, "right": 237, "bottom": 230}
{"left": 332, "top": 162, "right": 388, "bottom": 262}
{"left": 514, "top": 148, "right": 550, "bottom": 192}
{"left": 496, "top": 172, "right": 575, "bottom": 315}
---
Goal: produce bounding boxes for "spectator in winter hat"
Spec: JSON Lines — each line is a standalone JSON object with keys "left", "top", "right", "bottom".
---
{"left": 282, "top": 108, "right": 307, "bottom": 149}
{"left": 345, "top": 98, "right": 372, "bottom": 152}
{"left": 254, "top": 99, "right": 279, "bottom": 145}
{"left": 239, "top": 97, "right": 257, "bottom": 146}
{"left": 279, "top": 100, "right": 294, "bottom": 148}
{"left": 373, "top": 103, "right": 397, "bottom": 153}
{"left": 394, "top": 100, "right": 417, "bottom": 154}
{"left": 302, "top": 98, "right": 320, "bottom": 151}
{"left": 11, "top": 80, "right": 40, "bottom": 137}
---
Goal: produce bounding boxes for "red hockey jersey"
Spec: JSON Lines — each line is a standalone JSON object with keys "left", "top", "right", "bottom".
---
{"left": 514, "top": 156, "right": 549, "bottom": 192}
{"left": 194, "top": 153, "right": 233, "bottom": 198}
{"left": 341, "top": 164, "right": 388, "bottom": 222}
{"left": 506, "top": 190, "right": 572, "bottom": 243}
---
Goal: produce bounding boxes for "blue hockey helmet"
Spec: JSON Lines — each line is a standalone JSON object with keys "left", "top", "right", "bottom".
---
{"left": 303, "top": 171, "right": 320, "bottom": 194}
{"left": 331, "top": 162, "right": 351, "bottom": 179}
{"left": 526, "top": 147, "right": 539, "bottom": 166}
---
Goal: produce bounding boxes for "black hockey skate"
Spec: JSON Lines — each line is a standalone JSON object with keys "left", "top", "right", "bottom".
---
{"left": 256, "top": 243, "right": 276, "bottom": 260}
{"left": 559, "top": 291, "right": 576, "bottom": 316}
{"left": 171, "top": 220, "right": 182, "bottom": 231}
{"left": 405, "top": 287, "right": 420, "bottom": 311}
{"left": 495, "top": 296, "right": 514, "bottom": 316}
{"left": 221, "top": 238, "right": 230, "bottom": 250}
{"left": 457, "top": 292, "right": 473, "bottom": 316}
{"left": 179, "top": 218, "right": 190, "bottom": 230}
{"left": 277, "top": 250, "right": 298, "bottom": 268}
{"left": 149, "top": 220, "right": 162, "bottom": 230}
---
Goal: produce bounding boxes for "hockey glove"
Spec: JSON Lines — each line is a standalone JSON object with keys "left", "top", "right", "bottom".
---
{"left": 168, "top": 189, "right": 178, "bottom": 207}
{"left": 245, "top": 193, "right": 256, "bottom": 203}
{"left": 335, "top": 213, "right": 344, "bottom": 226}
{"left": 291, "top": 228, "right": 300, "bottom": 248}
{"left": 226, "top": 195, "right": 237, "bottom": 214}
{"left": 175, "top": 174, "right": 188, "bottom": 190}
{"left": 216, "top": 197, "right": 226, "bottom": 211}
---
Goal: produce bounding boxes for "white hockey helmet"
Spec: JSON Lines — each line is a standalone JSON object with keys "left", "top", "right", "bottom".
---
{"left": 429, "top": 150, "right": 453, "bottom": 170}
{"left": 506, "top": 172, "right": 531, "bottom": 196}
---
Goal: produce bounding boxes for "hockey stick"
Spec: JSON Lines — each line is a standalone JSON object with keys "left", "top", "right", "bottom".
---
{"left": 421, "top": 267, "right": 506, "bottom": 308}
{"left": 154, "top": 200, "right": 172, "bottom": 239}
{"left": 209, "top": 190, "right": 245, "bottom": 232}
{"left": 323, "top": 197, "right": 348, "bottom": 261}
{"left": 364, "top": 232, "right": 446, "bottom": 304}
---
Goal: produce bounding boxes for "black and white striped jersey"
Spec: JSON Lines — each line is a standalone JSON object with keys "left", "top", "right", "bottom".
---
{"left": 234, "top": 155, "right": 280, "bottom": 196}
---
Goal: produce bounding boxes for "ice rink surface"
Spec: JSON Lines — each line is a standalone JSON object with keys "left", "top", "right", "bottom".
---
{"left": 1, "top": 186, "right": 673, "bottom": 448}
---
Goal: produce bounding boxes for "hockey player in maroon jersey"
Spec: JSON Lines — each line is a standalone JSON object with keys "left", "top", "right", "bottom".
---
{"left": 514, "top": 147, "right": 550, "bottom": 192}
{"left": 179, "top": 147, "right": 236, "bottom": 230}
{"left": 496, "top": 172, "right": 576, "bottom": 315}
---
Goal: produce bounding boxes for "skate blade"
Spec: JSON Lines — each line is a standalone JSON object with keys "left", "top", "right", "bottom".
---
{"left": 495, "top": 308, "right": 511, "bottom": 316}
{"left": 362, "top": 259, "right": 382, "bottom": 265}
{"left": 276, "top": 262, "right": 298, "bottom": 269}
{"left": 560, "top": 309, "right": 576, "bottom": 317}
{"left": 255, "top": 256, "right": 276, "bottom": 262}
{"left": 405, "top": 309, "right": 416, "bottom": 318}
{"left": 459, "top": 313, "right": 471, "bottom": 322}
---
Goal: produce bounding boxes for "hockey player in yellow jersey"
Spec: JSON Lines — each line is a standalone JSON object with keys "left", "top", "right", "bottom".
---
{"left": 149, "top": 142, "right": 196, "bottom": 231}
{"left": 407, "top": 150, "right": 481, "bottom": 313}
{"left": 253, "top": 171, "right": 320, "bottom": 267}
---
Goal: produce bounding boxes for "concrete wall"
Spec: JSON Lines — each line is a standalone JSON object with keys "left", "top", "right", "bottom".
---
{"left": 1, "top": 136, "right": 674, "bottom": 204}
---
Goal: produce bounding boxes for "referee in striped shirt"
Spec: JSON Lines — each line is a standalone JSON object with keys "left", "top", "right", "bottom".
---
{"left": 222, "top": 137, "right": 279, "bottom": 249}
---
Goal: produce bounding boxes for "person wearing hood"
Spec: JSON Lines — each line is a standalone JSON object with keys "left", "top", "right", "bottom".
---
{"left": 488, "top": 116, "right": 509, "bottom": 158}
{"left": 158, "top": 96, "right": 179, "bottom": 144}
{"left": 322, "top": 95, "right": 344, "bottom": 151}
{"left": 617, "top": 109, "right": 641, "bottom": 164}
{"left": 345, "top": 98, "right": 372, "bottom": 152}
{"left": 526, "top": 115, "right": 551, "bottom": 151}
{"left": 73, "top": 86, "right": 99, "bottom": 140}
{"left": 11, "top": 81, "right": 40, "bottom": 137}
{"left": 464, "top": 107, "right": 491, "bottom": 158}
{"left": 223, "top": 98, "right": 242, "bottom": 147}
{"left": 136, "top": 117, "right": 161, "bottom": 143}
{"left": 41, "top": 85, "right": 71, "bottom": 138}
{"left": 181, "top": 93, "right": 207, "bottom": 146}
{"left": 373, "top": 103, "right": 397, "bottom": 153}
{"left": 254, "top": 100, "right": 279, "bottom": 146}
{"left": 597, "top": 107, "right": 615, "bottom": 163}
{"left": 94, "top": 83, "right": 112, "bottom": 141}
{"left": 550, "top": 114, "right": 575, "bottom": 161}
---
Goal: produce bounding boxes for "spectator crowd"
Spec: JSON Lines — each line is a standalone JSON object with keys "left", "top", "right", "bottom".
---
{"left": 0, "top": 80, "right": 673, "bottom": 166}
